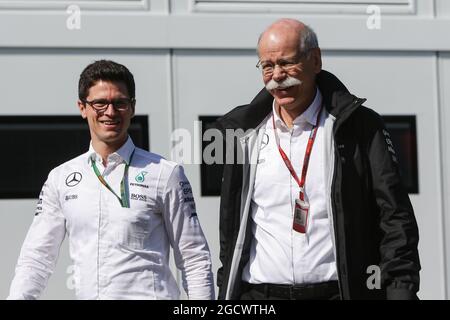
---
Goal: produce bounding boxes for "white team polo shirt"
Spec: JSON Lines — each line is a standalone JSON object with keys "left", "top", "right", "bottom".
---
{"left": 8, "top": 137, "right": 214, "bottom": 300}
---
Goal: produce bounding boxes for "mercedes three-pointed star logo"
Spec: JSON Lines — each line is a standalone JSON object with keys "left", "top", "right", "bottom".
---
{"left": 65, "top": 172, "right": 82, "bottom": 187}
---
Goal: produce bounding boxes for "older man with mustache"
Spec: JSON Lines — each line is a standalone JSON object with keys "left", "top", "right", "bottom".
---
{"left": 215, "top": 19, "right": 420, "bottom": 300}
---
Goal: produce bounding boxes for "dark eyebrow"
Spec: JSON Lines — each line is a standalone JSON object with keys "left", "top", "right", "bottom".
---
{"left": 90, "top": 97, "right": 130, "bottom": 101}
{"left": 89, "top": 98, "right": 109, "bottom": 102}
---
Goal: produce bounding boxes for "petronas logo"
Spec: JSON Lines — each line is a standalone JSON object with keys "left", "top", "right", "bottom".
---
{"left": 135, "top": 171, "right": 148, "bottom": 183}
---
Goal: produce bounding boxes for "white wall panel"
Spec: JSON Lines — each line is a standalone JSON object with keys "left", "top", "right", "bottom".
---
{"left": 171, "top": 49, "right": 262, "bottom": 297}
{"left": 0, "top": 0, "right": 156, "bottom": 11}
{"left": 0, "top": 49, "right": 173, "bottom": 299}
{"left": 438, "top": 52, "right": 450, "bottom": 300}
{"left": 191, "top": 0, "right": 417, "bottom": 14}
{"left": 436, "top": 0, "right": 450, "bottom": 17}
{"left": 0, "top": 200, "right": 75, "bottom": 299}
{"left": 0, "top": 49, "right": 172, "bottom": 158}
{"left": 0, "top": 1, "right": 445, "bottom": 50}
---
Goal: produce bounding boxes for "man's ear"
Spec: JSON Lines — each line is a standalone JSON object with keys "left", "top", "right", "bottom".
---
{"left": 130, "top": 99, "right": 136, "bottom": 118}
{"left": 78, "top": 100, "right": 87, "bottom": 119}
{"left": 311, "top": 48, "right": 322, "bottom": 74}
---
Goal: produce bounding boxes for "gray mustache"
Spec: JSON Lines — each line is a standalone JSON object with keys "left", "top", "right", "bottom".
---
{"left": 265, "top": 77, "right": 302, "bottom": 91}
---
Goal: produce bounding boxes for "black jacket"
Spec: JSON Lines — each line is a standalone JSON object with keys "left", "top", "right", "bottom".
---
{"left": 215, "top": 70, "right": 420, "bottom": 300}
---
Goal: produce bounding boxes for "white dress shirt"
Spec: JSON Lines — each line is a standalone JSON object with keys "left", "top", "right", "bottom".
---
{"left": 242, "top": 88, "right": 338, "bottom": 285}
{"left": 8, "top": 137, "right": 214, "bottom": 300}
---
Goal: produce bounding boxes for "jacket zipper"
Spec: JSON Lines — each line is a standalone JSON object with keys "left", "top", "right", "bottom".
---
{"left": 331, "top": 145, "right": 345, "bottom": 299}
{"left": 332, "top": 97, "right": 366, "bottom": 299}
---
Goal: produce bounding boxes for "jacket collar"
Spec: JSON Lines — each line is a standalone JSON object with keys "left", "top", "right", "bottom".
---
{"left": 217, "top": 70, "right": 364, "bottom": 130}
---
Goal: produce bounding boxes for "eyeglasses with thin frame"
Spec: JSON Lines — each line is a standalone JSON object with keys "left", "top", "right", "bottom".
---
{"left": 83, "top": 98, "right": 135, "bottom": 113}
{"left": 256, "top": 51, "right": 310, "bottom": 77}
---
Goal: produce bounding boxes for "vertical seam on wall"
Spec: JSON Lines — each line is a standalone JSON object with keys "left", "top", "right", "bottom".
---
{"left": 169, "top": 48, "right": 176, "bottom": 134}
{"left": 167, "top": 0, "right": 184, "bottom": 296}
{"left": 435, "top": 51, "right": 449, "bottom": 300}
{"left": 167, "top": 47, "right": 185, "bottom": 296}
{"left": 167, "top": 0, "right": 175, "bottom": 134}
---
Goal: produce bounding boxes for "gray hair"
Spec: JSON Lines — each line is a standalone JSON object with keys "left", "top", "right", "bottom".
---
{"left": 257, "top": 24, "right": 319, "bottom": 58}
{"left": 300, "top": 25, "right": 319, "bottom": 57}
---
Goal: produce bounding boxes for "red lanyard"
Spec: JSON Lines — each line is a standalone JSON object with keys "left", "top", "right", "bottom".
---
{"left": 272, "top": 105, "right": 323, "bottom": 201}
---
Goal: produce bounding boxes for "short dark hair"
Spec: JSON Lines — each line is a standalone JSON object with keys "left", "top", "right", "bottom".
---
{"left": 78, "top": 60, "right": 135, "bottom": 101}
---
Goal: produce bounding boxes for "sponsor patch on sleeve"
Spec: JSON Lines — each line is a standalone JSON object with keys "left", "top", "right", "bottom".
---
{"left": 382, "top": 129, "right": 398, "bottom": 164}
{"left": 179, "top": 180, "right": 199, "bottom": 221}
{"left": 35, "top": 185, "right": 45, "bottom": 216}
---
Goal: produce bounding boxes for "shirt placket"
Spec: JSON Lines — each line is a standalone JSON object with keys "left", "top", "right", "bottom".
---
{"left": 97, "top": 159, "right": 122, "bottom": 298}
{"left": 276, "top": 124, "right": 297, "bottom": 285}
{"left": 291, "top": 122, "right": 308, "bottom": 285}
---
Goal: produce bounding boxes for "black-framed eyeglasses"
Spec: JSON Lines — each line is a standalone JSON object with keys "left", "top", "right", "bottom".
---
{"left": 83, "top": 98, "right": 134, "bottom": 112}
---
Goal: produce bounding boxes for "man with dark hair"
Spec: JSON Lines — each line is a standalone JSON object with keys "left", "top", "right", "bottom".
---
{"left": 216, "top": 19, "right": 420, "bottom": 300}
{"left": 8, "top": 60, "right": 215, "bottom": 300}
